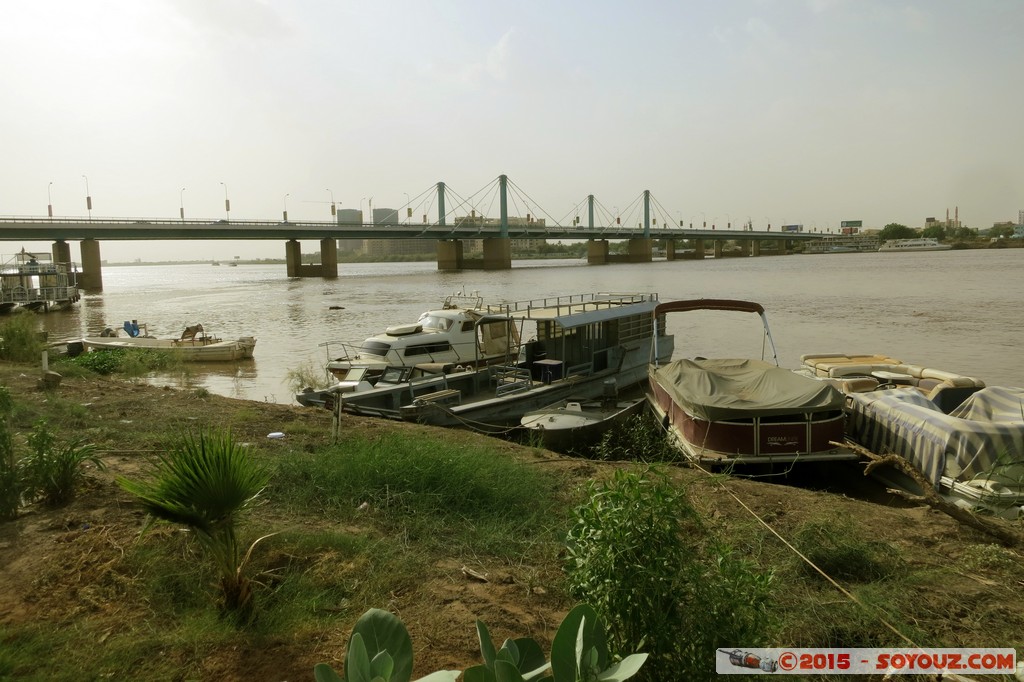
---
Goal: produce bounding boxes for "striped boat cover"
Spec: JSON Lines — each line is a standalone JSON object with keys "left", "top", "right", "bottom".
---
{"left": 847, "top": 387, "right": 1024, "bottom": 489}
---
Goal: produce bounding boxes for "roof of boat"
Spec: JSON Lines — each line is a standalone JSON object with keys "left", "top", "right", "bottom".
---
{"left": 482, "top": 292, "right": 660, "bottom": 327}
{"left": 655, "top": 298, "right": 765, "bottom": 316}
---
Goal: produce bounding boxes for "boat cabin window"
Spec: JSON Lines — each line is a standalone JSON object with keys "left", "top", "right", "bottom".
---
{"left": 417, "top": 314, "right": 453, "bottom": 331}
{"left": 360, "top": 340, "right": 392, "bottom": 356}
{"left": 379, "top": 366, "right": 412, "bottom": 384}
{"left": 461, "top": 321, "right": 474, "bottom": 332}
{"left": 404, "top": 341, "right": 453, "bottom": 357}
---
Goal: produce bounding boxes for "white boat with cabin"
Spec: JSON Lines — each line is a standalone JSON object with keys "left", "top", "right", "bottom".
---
{"left": 878, "top": 238, "right": 952, "bottom": 252}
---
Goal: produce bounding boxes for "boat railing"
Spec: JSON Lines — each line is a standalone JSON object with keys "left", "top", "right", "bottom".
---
{"left": 483, "top": 292, "right": 658, "bottom": 319}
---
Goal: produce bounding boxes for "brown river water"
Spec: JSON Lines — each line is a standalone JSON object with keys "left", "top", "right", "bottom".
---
{"left": 33, "top": 249, "right": 1024, "bottom": 405}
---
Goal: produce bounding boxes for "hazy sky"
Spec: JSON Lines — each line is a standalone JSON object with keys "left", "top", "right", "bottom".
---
{"left": 3, "top": 0, "right": 1022, "bottom": 261}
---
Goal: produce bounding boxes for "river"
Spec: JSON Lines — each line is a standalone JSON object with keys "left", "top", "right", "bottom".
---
{"left": 34, "top": 249, "right": 1024, "bottom": 404}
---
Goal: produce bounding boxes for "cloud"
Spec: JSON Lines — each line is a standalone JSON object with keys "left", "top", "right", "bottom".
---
{"left": 170, "top": 0, "right": 293, "bottom": 41}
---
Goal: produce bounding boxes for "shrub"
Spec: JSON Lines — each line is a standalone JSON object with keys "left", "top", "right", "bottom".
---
{"left": 118, "top": 429, "right": 270, "bottom": 619}
{"left": 591, "top": 412, "right": 681, "bottom": 462}
{"left": 565, "top": 468, "right": 774, "bottom": 681}
{"left": 0, "top": 386, "right": 23, "bottom": 520}
{"left": 23, "top": 419, "right": 104, "bottom": 507}
{"left": 0, "top": 311, "right": 45, "bottom": 363}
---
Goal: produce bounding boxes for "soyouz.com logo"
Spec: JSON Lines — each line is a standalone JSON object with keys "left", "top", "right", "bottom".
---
{"left": 716, "top": 648, "right": 1017, "bottom": 675}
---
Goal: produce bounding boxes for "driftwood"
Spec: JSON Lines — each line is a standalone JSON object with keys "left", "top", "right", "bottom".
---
{"left": 835, "top": 440, "right": 1024, "bottom": 549}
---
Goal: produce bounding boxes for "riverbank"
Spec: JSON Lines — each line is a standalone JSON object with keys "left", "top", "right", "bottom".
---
{"left": 1, "top": 364, "right": 1022, "bottom": 680}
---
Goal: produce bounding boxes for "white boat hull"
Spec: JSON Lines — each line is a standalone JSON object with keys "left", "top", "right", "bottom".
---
{"left": 82, "top": 336, "right": 256, "bottom": 361}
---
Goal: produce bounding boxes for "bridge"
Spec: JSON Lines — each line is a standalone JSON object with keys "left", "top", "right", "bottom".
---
{"left": 0, "top": 175, "right": 818, "bottom": 290}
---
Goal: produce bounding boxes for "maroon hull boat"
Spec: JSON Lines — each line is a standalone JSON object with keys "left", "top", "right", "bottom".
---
{"left": 646, "top": 299, "right": 856, "bottom": 467}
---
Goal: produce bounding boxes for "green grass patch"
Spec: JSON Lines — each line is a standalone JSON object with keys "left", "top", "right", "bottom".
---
{"left": 272, "top": 431, "right": 567, "bottom": 557}
{"left": 791, "top": 514, "right": 904, "bottom": 583}
{"left": 54, "top": 348, "right": 183, "bottom": 377}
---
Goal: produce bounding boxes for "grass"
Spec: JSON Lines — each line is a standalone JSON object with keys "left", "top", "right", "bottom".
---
{"left": 272, "top": 430, "right": 568, "bottom": 557}
{"left": 2, "top": 364, "right": 1024, "bottom": 680}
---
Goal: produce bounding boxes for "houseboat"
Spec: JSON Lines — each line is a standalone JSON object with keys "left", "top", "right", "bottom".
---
{"left": 0, "top": 250, "right": 80, "bottom": 313}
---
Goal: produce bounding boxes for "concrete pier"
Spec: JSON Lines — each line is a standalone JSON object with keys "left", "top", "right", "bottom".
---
{"left": 285, "top": 238, "right": 338, "bottom": 277}
{"left": 437, "top": 238, "right": 511, "bottom": 271}
{"left": 78, "top": 239, "right": 103, "bottom": 291}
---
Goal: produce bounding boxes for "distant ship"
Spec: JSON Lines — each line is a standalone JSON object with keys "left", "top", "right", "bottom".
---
{"left": 878, "top": 238, "right": 952, "bottom": 252}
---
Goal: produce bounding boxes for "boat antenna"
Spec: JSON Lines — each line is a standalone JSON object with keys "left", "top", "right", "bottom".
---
{"left": 760, "top": 310, "right": 779, "bottom": 365}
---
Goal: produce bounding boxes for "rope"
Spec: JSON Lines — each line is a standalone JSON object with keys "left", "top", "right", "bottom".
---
{"left": 655, "top": 416, "right": 922, "bottom": 649}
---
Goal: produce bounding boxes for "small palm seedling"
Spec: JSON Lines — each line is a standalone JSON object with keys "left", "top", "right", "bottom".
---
{"left": 118, "top": 429, "right": 270, "bottom": 618}
{"left": 25, "top": 419, "right": 104, "bottom": 507}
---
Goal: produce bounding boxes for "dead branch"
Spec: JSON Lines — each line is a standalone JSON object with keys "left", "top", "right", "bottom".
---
{"left": 834, "top": 440, "right": 1024, "bottom": 549}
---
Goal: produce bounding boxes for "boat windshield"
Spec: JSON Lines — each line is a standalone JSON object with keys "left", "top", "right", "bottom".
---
{"left": 359, "top": 340, "right": 392, "bottom": 356}
{"left": 417, "top": 314, "right": 453, "bottom": 331}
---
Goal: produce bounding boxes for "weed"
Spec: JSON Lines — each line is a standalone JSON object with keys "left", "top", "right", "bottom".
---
{"left": 591, "top": 411, "right": 681, "bottom": 462}
{"left": 22, "top": 419, "right": 105, "bottom": 507}
{"left": 792, "top": 515, "right": 903, "bottom": 583}
{"left": 286, "top": 360, "right": 331, "bottom": 392}
{"left": 0, "top": 311, "right": 46, "bottom": 363}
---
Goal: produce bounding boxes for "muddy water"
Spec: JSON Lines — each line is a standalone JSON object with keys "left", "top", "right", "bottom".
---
{"left": 35, "top": 249, "right": 1024, "bottom": 404}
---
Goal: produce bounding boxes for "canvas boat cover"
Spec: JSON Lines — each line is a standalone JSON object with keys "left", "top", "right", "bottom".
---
{"left": 651, "top": 358, "right": 845, "bottom": 422}
{"left": 847, "top": 386, "right": 1024, "bottom": 489}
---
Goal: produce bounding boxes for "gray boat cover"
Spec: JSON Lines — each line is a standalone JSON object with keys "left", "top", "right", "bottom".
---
{"left": 651, "top": 358, "right": 845, "bottom": 422}
{"left": 847, "top": 386, "right": 1024, "bottom": 489}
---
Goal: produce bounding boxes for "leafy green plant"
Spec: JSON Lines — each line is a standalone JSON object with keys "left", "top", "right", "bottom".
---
{"left": 565, "top": 469, "right": 774, "bottom": 681}
{"left": 465, "top": 604, "right": 647, "bottom": 682}
{"left": 23, "top": 419, "right": 104, "bottom": 507}
{"left": 313, "top": 608, "right": 459, "bottom": 682}
{"left": 118, "top": 429, "right": 270, "bottom": 618}
{"left": 317, "top": 605, "right": 647, "bottom": 682}
{"left": 591, "top": 412, "right": 680, "bottom": 462}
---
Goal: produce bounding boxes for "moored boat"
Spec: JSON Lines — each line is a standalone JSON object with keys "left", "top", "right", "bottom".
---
{"left": 321, "top": 291, "right": 511, "bottom": 382}
{"left": 646, "top": 299, "right": 855, "bottom": 467}
{"left": 878, "top": 237, "right": 952, "bottom": 252}
{"left": 520, "top": 389, "right": 646, "bottom": 454}
{"left": 332, "top": 292, "right": 673, "bottom": 431}
{"left": 1, "top": 250, "right": 80, "bottom": 313}
{"left": 82, "top": 323, "right": 256, "bottom": 362}
{"left": 846, "top": 385, "right": 1024, "bottom": 519}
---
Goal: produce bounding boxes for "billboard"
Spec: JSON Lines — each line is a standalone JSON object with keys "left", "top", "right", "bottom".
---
{"left": 780, "top": 224, "right": 803, "bottom": 232}
{"left": 840, "top": 220, "right": 863, "bottom": 228}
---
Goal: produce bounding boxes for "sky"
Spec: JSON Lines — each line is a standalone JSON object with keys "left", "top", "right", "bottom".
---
{"left": 2, "top": 0, "right": 1023, "bottom": 261}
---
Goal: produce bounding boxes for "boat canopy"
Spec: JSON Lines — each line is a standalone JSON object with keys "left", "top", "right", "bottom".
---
{"left": 848, "top": 386, "right": 1024, "bottom": 489}
{"left": 654, "top": 299, "right": 765, "bottom": 316}
{"left": 652, "top": 358, "right": 845, "bottom": 421}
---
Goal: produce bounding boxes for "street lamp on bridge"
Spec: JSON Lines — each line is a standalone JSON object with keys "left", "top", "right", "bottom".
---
{"left": 180, "top": 187, "right": 186, "bottom": 221}
{"left": 220, "top": 182, "right": 230, "bottom": 220}
{"left": 82, "top": 175, "right": 92, "bottom": 219}
{"left": 47, "top": 181, "right": 53, "bottom": 219}
{"left": 404, "top": 192, "right": 410, "bottom": 224}
{"left": 283, "top": 193, "right": 290, "bottom": 222}
{"left": 326, "top": 189, "right": 336, "bottom": 216}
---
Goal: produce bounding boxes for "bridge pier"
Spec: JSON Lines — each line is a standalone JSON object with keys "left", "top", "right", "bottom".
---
{"left": 740, "top": 241, "right": 751, "bottom": 257}
{"left": 78, "top": 239, "right": 103, "bottom": 291}
{"left": 437, "top": 238, "right": 511, "bottom": 271}
{"left": 666, "top": 239, "right": 706, "bottom": 260}
{"left": 752, "top": 241, "right": 761, "bottom": 257}
{"left": 713, "top": 241, "right": 723, "bottom": 258}
{"left": 589, "top": 238, "right": 652, "bottom": 264}
{"left": 285, "top": 238, "right": 338, "bottom": 277}
{"left": 587, "top": 239, "right": 609, "bottom": 264}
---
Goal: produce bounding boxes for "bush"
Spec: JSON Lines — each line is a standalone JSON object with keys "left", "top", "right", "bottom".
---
{"left": 23, "top": 419, "right": 104, "bottom": 507}
{"left": 0, "top": 386, "right": 23, "bottom": 520}
{"left": 591, "top": 412, "right": 681, "bottom": 462}
{"left": 0, "top": 311, "right": 45, "bottom": 363}
{"left": 565, "top": 468, "right": 774, "bottom": 681}
{"left": 792, "top": 515, "right": 903, "bottom": 583}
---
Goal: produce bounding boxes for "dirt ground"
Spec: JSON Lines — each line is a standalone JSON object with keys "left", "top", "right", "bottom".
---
{"left": 1, "top": 365, "right": 1022, "bottom": 681}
